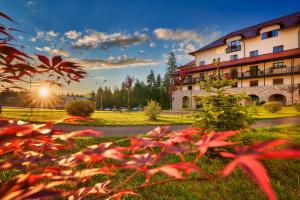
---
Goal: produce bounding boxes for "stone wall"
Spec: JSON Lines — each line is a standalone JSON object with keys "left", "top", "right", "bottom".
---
{"left": 172, "top": 84, "right": 300, "bottom": 110}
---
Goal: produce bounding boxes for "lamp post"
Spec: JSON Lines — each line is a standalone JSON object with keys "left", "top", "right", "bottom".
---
{"left": 96, "top": 80, "right": 107, "bottom": 110}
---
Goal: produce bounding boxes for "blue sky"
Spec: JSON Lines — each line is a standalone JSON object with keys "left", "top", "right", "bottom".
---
{"left": 1, "top": 0, "right": 300, "bottom": 93}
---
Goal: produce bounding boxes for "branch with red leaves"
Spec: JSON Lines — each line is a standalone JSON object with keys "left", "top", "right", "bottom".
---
{"left": 0, "top": 12, "right": 86, "bottom": 90}
{"left": 0, "top": 117, "right": 299, "bottom": 200}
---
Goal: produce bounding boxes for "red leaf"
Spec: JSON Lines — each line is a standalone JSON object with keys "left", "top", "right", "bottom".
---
{"left": 107, "top": 190, "right": 140, "bottom": 200}
{"left": 36, "top": 54, "right": 51, "bottom": 67}
{"left": 52, "top": 55, "right": 62, "bottom": 67}
{"left": 0, "top": 12, "right": 16, "bottom": 23}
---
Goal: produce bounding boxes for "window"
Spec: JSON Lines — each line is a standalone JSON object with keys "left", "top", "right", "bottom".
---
{"left": 273, "top": 45, "right": 284, "bottom": 53}
{"left": 262, "top": 29, "right": 279, "bottom": 40}
{"left": 199, "top": 61, "right": 205, "bottom": 66}
{"left": 199, "top": 73, "right": 206, "bottom": 81}
{"left": 230, "top": 54, "right": 238, "bottom": 60}
{"left": 250, "top": 80, "right": 259, "bottom": 87}
{"left": 227, "top": 40, "right": 241, "bottom": 47}
{"left": 230, "top": 68, "right": 238, "bottom": 79}
{"left": 250, "top": 50, "right": 259, "bottom": 57}
{"left": 212, "top": 58, "right": 220, "bottom": 64}
{"left": 250, "top": 65, "right": 259, "bottom": 77}
{"left": 188, "top": 85, "right": 193, "bottom": 90}
{"left": 226, "top": 40, "right": 241, "bottom": 53}
{"left": 273, "top": 78, "right": 283, "bottom": 85}
{"left": 273, "top": 62, "right": 284, "bottom": 68}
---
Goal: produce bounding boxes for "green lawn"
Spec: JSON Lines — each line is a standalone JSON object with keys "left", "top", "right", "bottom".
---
{"left": 2, "top": 125, "right": 298, "bottom": 199}
{"left": 0, "top": 106, "right": 300, "bottom": 126}
{"left": 253, "top": 106, "right": 300, "bottom": 120}
{"left": 66, "top": 125, "right": 300, "bottom": 199}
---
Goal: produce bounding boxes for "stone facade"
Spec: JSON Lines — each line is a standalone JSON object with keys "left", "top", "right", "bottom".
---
{"left": 172, "top": 84, "right": 300, "bottom": 110}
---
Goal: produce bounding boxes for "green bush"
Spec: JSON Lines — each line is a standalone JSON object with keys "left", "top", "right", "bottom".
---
{"left": 65, "top": 100, "right": 96, "bottom": 117}
{"left": 144, "top": 100, "right": 161, "bottom": 120}
{"left": 294, "top": 103, "right": 300, "bottom": 112}
{"left": 193, "top": 78, "right": 253, "bottom": 132}
{"left": 263, "top": 102, "right": 282, "bottom": 113}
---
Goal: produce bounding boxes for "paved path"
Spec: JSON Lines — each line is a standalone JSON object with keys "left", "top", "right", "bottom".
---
{"left": 54, "top": 116, "right": 300, "bottom": 137}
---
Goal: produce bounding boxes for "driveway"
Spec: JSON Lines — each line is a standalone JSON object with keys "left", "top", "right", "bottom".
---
{"left": 54, "top": 116, "right": 300, "bottom": 137}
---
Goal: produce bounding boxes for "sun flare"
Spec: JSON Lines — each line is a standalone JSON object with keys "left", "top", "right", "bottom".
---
{"left": 38, "top": 86, "right": 50, "bottom": 97}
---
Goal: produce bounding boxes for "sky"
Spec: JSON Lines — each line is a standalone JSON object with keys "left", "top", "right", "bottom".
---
{"left": 1, "top": 0, "right": 300, "bottom": 94}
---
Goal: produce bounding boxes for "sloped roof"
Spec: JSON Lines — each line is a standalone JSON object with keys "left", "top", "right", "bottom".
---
{"left": 189, "top": 12, "right": 300, "bottom": 55}
{"left": 178, "top": 60, "right": 195, "bottom": 69}
{"left": 174, "top": 48, "right": 300, "bottom": 75}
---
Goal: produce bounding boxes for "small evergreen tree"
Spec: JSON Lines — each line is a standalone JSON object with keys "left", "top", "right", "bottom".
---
{"left": 193, "top": 62, "right": 253, "bottom": 132}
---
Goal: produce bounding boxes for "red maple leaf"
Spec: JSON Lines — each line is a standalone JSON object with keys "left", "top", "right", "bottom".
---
{"left": 220, "top": 139, "right": 300, "bottom": 200}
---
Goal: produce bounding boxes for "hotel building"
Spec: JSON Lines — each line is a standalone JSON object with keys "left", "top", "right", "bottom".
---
{"left": 172, "top": 12, "right": 300, "bottom": 110}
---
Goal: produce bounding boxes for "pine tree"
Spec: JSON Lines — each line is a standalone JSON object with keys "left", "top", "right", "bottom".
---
{"left": 89, "top": 91, "right": 96, "bottom": 101}
{"left": 146, "top": 70, "right": 156, "bottom": 88}
{"left": 155, "top": 74, "right": 162, "bottom": 87}
{"left": 164, "top": 52, "right": 177, "bottom": 87}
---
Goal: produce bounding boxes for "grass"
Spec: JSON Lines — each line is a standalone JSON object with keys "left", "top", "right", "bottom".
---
{"left": 71, "top": 125, "right": 300, "bottom": 199}
{"left": 0, "top": 106, "right": 300, "bottom": 126}
{"left": 253, "top": 106, "right": 300, "bottom": 120}
{"left": 0, "top": 125, "right": 299, "bottom": 199}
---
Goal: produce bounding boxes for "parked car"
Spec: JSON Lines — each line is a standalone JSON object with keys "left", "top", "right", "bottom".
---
{"left": 131, "top": 107, "right": 143, "bottom": 112}
{"left": 104, "top": 108, "right": 112, "bottom": 111}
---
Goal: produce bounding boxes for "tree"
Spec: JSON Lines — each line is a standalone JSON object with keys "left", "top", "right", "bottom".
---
{"left": 155, "top": 74, "right": 162, "bottom": 87}
{"left": 164, "top": 52, "right": 178, "bottom": 87}
{"left": 193, "top": 61, "right": 253, "bottom": 132}
{"left": 146, "top": 70, "right": 155, "bottom": 88}
{"left": 123, "top": 75, "right": 134, "bottom": 109}
{"left": 88, "top": 91, "right": 96, "bottom": 101}
{"left": 163, "top": 52, "right": 178, "bottom": 109}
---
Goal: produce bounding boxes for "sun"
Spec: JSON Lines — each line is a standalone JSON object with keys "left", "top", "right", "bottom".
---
{"left": 38, "top": 86, "right": 50, "bottom": 97}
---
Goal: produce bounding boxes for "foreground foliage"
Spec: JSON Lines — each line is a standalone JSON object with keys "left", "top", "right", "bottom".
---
{"left": 0, "top": 118, "right": 299, "bottom": 200}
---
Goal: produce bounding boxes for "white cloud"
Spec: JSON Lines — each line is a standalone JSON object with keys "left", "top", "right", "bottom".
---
{"left": 64, "top": 30, "right": 81, "bottom": 39}
{"left": 149, "top": 42, "right": 156, "bottom": 48}
{"left": 30, "top": 37, "right": 36, "bottom": 42}
{"left": 154, "top": 28, "right": 204, "bottom": 43}
{"left": 27, "top": 0, "right": 35, "bottom": 7}
{"left": 72, "top": 30, "right": 149, "bottom": 49}
{"left": 35, "top": 46, "right": 70, "bottom": 57}
{"left": 71, "top": 55, "right": 157, "bottom": 70}
{"left": 32, "top": 30, "right": 59, "bottom": 41}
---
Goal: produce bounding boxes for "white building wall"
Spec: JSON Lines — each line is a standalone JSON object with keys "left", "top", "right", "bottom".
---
{"left": 194, "top": 26, "right": 299, "bottom": 66}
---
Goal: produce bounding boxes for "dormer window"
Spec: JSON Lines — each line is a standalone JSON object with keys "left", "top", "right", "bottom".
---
{"left": 199, "top": 61, "right": 205, "bottom": 66}
{"left": 228, "top": 40, "right": 240, "bottom": 47}
{"left": 262, "top": 29, "right": 279, "bottom": 40}
{"left": 226, "top": 40, "right": 241, "bottom": 53}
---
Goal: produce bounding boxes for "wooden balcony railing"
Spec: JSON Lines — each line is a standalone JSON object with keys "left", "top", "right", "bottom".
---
{"left": 180, "top": 66, "right": 300, "bottom": 85}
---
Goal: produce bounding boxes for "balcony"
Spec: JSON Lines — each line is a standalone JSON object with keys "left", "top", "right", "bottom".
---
{"left": 182, "top": 76, "right": 206, "bottom": 84}
{"left": 180, "top": 66, "right": 300, "bottom": 85}
{"left": 238, "top": 66, "right": 300, "bottom": 79}
{"left": 226, "top": 45, "right": 241, "bottom": 53}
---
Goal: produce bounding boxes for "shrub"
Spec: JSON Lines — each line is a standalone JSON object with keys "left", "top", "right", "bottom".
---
{"left": 194, "top": 78, "right": 253, "bottom": 132}
{"left": 263, "top": 102, "right": 282, "bottom": 113}
{"left": 294, "top": 103, "right": 300, "bottom": 112}
{"left": 144, "top": 100, "right": 161, "bottom": 120}
{"left": 65, "top": 100, "right": 96, "bottom": 117}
